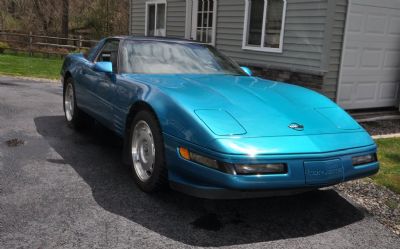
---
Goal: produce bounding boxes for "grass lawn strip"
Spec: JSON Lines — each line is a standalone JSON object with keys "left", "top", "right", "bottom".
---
{"left": 0, "top": 54, "right": 62, "bottom": 80}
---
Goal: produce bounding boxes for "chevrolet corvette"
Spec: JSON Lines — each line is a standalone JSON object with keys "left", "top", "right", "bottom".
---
{"left": 61, "top": 36, "right": 379, "bottom": 199}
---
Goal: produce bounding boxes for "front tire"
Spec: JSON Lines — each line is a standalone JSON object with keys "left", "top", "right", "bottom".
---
{"left": 63, "top": 77, "right": 85, "bottom": 129}
{"left": 129, "top": 110, "right": 167, "bottom": 192}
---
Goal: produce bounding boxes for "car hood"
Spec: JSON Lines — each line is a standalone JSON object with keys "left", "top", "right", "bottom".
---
{"left": 123, "top": 74, "right": 363, "bottom": 138}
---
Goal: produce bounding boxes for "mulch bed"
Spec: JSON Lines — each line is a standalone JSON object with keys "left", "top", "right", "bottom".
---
{"left": 5, "top": 138, "right": 25, "bottom": 147}
{"left": 361, "top": 120, "right": 400, "bottom": 136}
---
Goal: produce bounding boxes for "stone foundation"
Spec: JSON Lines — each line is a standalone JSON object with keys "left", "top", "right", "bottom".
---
{"left": 250, "top": 66, "right": 324, "bottom": 93}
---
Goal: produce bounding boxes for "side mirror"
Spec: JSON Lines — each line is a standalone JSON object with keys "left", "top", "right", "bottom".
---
{"left": 240, "top": 66, "right": 252, "bottom": 76}
{"left": 94, "top": 61, "right": 113, "bottom": 73}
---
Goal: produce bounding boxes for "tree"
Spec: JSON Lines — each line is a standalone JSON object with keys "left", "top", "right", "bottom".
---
{"left": 0, "top": 0, "right": 129, "bottom": 38}
{"left": 61, "top": 0, "right": 69, "bottom": 38}
{"left": 33, "top": 0, "right": 51, "bottom": 33}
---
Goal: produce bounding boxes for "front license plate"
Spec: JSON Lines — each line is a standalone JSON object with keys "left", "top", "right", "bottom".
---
{"left": 304, "top": 159, "right": 343, "bottom": 185}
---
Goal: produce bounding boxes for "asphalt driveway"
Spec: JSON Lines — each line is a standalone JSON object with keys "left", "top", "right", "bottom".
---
{"left": 0, "top": 76, "right": 399, "bottom": 248}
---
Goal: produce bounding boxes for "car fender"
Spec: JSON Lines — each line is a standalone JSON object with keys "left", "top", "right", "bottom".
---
{"left": 117, "top": 78, "right": 216, "bottom": 147}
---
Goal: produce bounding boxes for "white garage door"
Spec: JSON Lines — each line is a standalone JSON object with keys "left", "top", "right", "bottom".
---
{"left": 337, "top": 0, "right": 400, "bottom": 109}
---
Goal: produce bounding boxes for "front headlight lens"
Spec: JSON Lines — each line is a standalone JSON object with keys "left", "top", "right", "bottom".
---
{"left": 352, "top": 153, "right": 377, "bottom": 166}
{"left": 234, "top": 163, "right": 287, "bottom": 175}
{"left": 179, "top": 147, "right": 287, "bottom": 175}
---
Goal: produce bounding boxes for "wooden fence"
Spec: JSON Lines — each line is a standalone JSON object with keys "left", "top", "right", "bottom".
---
{"left": 0, "top": 30, "right": 98, "bottom": 57}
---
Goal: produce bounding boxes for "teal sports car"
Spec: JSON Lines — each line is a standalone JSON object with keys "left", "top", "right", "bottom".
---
{"left": 61, "top": 36, "right": 379, "bottom": 199}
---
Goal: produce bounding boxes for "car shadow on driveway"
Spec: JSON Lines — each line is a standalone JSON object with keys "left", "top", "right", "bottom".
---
{"left": 34, "top": 115, "right": 365, "bottom": 247}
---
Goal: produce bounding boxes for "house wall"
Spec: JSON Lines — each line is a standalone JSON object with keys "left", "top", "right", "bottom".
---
{"left": 131, "top": 0, "right": 145, "bottom": 35}
{"left": 130, "top": 0, "right": 348, "bottom": 100}
{"left": 165, "top": 0, "right": 186, "bottom": 37}
{"left": 217, "top": 0, "right": 329, "bottom": 75}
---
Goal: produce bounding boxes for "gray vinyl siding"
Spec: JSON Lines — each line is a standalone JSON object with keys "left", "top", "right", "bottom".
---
{"left": 216, "top": 0, "right": 329, "bottom": 74}
{"left": 322, "top": 0, "right": 348, "bottom": 100}
{"left": 130, "top": 0, "right": 186, "bottom": 37}
{"left": 131, "top": 0, "right": 145, "bottom": 35}
{"left": 167, "top": 0, "right": 186, "bottom": 37}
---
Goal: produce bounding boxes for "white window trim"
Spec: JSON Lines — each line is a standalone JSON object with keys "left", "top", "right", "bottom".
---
{"left": 242, "top": 0, "right": 287, "bottom": 53}
{"left": 145, "top": 0, "right": 167, "bottom": 37}
{"left": 184, "top": 0, "right": 217, "bottom": 45}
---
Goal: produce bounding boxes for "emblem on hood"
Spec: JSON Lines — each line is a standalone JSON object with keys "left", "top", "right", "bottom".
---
{"left": 288, "top": 123, "right": 304, "bottom": 131}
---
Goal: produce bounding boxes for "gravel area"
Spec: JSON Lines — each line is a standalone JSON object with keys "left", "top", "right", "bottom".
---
{"left": 335, "top": 179, "right": 400, "bottom": 236}
{"left": 361, "top": 120, "right": 400, "bottom": 136}
{"left": 347, "top": 116, "right": 400, "bottom": 236}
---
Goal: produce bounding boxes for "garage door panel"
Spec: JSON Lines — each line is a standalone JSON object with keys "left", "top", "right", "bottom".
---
{"left": 340, "top": 69, "right": 397, "bottom": 78}
{"left": 389, "top": 17, "right": 400, "bottom": 35}
{"left": 355, "top": 82, "right": 378, "bottom": 101}
{"left": 352, "top": 0, "right": 400, "bottom": 11}
{"left": 365, "top": 14, "right": 387, "bottom": 35}
{"left": 384, "top": 50, "right": 400, "bottom": 68}
{"left": 347, "top": 31, "right": 399, "bottom": 43}
{"left": 338, "top": 0, "right": 400, "bottom": 109}
{"left": 337, "top": 83, "right": 355, "bottom": 102}
{"left": 342, "top": 48, "right": 359, "bottom": 68}
{"left": 348, "top": 13, "right": 364, "bottom": 33}
{"left": 347, "top": 37, "right": 399, "bottom": 45}
{"left": 380, "top": 82, "right": 400, "bottom": 99}
{"left": 360, "top": 49, "right": 382, "bottom": 68}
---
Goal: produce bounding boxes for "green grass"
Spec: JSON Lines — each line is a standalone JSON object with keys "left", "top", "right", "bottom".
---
{"left": 0, "top": 53, "right": 62, "bottom": 80}
{"left": 372, "top": 138, "right": 400, "bottom": 194}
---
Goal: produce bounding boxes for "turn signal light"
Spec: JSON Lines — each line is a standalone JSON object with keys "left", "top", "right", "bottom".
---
{"left": 179, "top": 147, "right": 190, "bottom": 160}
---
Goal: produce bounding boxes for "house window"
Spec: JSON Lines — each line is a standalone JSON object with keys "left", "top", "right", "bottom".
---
{"left": 146, "top": 1, "right": 167, "bottom": 36}
{"left": 186, "top": 0, "right": 217, "bottom": 45}
{"left": 243, "top": 0, "right": 287, "bottom": 53}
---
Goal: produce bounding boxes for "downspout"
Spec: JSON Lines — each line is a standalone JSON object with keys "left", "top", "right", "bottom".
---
{"left": 129, "top": 0, "right": 132, "bottom": 35}
{"left": 336, "top": 0, "right": 351, "bottom": 103}
{"left": 321, "top": 0, "right": 336, "bottom": 72}
{"left": 185, "top": 0, "right": 193, "bottom": 39}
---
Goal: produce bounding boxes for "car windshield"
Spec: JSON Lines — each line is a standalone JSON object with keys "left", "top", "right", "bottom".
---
{"left": 120, "top": 40, "right": 247, "bottom": 75}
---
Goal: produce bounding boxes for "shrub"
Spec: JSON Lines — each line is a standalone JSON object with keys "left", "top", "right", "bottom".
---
{"left": 0, "top": 42, "right": 10, "bottom": 54}
{"left": 72, "top": 48, "right": 89, "bottom": 54}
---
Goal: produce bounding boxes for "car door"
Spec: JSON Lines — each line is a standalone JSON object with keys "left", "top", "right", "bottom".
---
{"left": 80, "top": 39, "right": 120, "bottom": 127}
{"left": 73, "top": 39, "right": 105, "bottom": 112}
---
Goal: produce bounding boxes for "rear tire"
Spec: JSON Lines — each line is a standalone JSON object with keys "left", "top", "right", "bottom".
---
{"left": 129, "top": 110, "right": 167, "bottom": 192}
{"left": 63, "top": 77, "right": 85, "bottom": 129}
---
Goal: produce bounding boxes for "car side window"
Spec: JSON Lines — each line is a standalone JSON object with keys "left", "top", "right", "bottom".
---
{"left": 95, "top": 40, "right": 120, "bottom": 72}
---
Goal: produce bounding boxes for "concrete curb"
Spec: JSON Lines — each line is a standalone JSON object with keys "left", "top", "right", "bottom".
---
{"left": 0, "top": 74, "right": 60, "bottom": 84}
{"left": 372, "top": 133, "right": 400, "bottom": 139}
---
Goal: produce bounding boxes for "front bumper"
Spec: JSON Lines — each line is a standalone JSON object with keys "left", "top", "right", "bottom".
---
{"left": 164, "top": 134, "right": 379, "bottom": 199}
